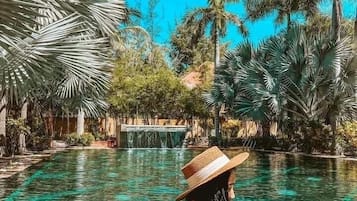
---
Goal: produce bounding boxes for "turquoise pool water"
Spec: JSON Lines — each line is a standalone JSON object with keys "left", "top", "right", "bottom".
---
{"left": 1, "top": 149, "right": 357, "bottom": 201}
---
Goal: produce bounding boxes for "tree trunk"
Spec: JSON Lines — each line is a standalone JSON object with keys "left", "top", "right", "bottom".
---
{"left": 262, "top": 121, "right": 271, "bottom": 137}
{"left": 332, "top": 0, "right": 342, "bottom": 42}
{"left": 287, "top": 14, "right": 291, "bottom": 31}
{"left": 105, "top": 112, "right": 109, "bottom": 133}
{"left": 77, "top": 110, "right": 85, "bottom": 135}
{"left": 331, "top": 0, "right": 343, "bottom": 155}
{"left": 66, "top": 109, "right": 70, "bottom": 135}
{"left": 0, "top": 95, "right": 6, "bottom": 156}
{"left": 48, "top": 108, "right": 54, "bottom": 136}
{"left": 213, "top": 29, "right": 221, "bottom": 143}
{"left": 0, "top": 95, "right": 6, "bottom": 138}
{"left": 332, "top": 0, "right": 342, "bottom": 78}
{"left": 21, "top": 101, "right": 28, "bottom": 120}
{"left": 136, "top": 104, "right": 139, "bottom": 125}
{"left": 19, "top": 100, "right": 28, "bottom": 154}
{"left": 354, "top": 10, "right": 357, "bottom": 42}
{"left": 329, "top": 115, "right": 339, "bottom": 155}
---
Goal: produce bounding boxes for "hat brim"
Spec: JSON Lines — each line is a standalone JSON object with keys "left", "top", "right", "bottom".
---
{"left": 176, "top": 152, "right": 249, "bottom": 201}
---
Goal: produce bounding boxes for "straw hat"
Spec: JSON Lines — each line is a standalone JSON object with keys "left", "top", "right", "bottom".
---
{"left": 176, "top": 146, "right": 249, "bottom": 200}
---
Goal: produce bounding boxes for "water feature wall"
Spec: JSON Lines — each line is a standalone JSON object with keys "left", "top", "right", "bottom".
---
{"left": 119, "top": 125, "right": 188, "bottom": 148}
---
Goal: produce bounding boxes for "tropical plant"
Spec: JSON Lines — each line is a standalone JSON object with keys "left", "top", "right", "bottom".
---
{"left": 304, "top": 13, "right": 354, "bottom": 38}
{"left": 5, "top": 118, "right": 30, "bottom": 156}
{"left": 65, "top": 132, "right": 95, "bottom": 146}
{"left": 79, "top": 132, "right": 95, "bottom": 146}
{"left": 0, "top": 0, "right": 127, "bottom": 99}
{"left": 221, "top": 119, "right": 241, "bottom": 138}
{"left": 216, "top": 25, "right": 356, "bottom": 152}
{"left": 0, "top": 0, "right": 127, "bottom": 151}
{"left": 109, "top": 61, "right": 204, "bottom": 123}
{"left": 245, "top": 0, "right": 322, "bottom": 30}
{"left": 337, "top": 121, "right": 357, "bottom": 153}
{"left": 170, "top": 20, "right": 218, "bottom": 74}
{"left": 183, "top": 0, "right": 248, "bottom": 142}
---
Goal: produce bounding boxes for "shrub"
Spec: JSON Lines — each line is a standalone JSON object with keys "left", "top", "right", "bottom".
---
{"left": 80, "top": 133, "right": 95, "bottom": 146}
{"left": 27, "top": 135, "right": 51, "bottom": 151}
{"left": 337, "top": 121, "right": 357, "bottom": 154}
{"left": 221, "top": 119, "right": 241, "bottom": 138}
{"left": 92, "top": 132, "right": 107, "bottom": 141}
{"left": 26, "top": 117, "right": 50, "bottom": 151}
{"left": 5, "top": 119, "right": 30, "bottom": 156}
{"left": 208, "top": 136, "right": 218, "bottom": 146}
{"left": 65, "top": 132, "right": 94, "bottom": 146}
{"left": 299, "top": 122, "right": 333, "bottom": 154}
{"left": 65, "top": 133, "right": 81, "bottom": 146}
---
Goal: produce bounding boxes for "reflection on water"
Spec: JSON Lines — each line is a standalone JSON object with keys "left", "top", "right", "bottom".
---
{"left": 0, "top": 149, "right": 356, "bottom": 201}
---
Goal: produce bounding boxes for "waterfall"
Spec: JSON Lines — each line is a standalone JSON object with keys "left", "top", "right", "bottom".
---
{"left": 120, "top": 125, "right": 187, "bottom": 148}
{"left": 124, "top": 131, "right": 185, "bottom": 148}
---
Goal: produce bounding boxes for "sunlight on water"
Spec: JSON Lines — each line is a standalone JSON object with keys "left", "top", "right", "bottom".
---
{"left": 277, "top": 189, "right": 297, "bottom": 196}
{"left": 0, "top": 149, "right": 356, "bottom": 201}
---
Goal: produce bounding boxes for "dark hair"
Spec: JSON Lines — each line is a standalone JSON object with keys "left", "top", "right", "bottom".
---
{"left": 185, "top": 170, "right": 231, "bottom": 201}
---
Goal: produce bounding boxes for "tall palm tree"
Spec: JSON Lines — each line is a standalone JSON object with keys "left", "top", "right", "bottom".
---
{"left": 211, "top": 37, "right": 287, "bottom": 137}
{"left": 245, "top": 0, "right": 321, "bottom": 30}
{"left": 330, "top": 0, "right": 343, "bottom": 154}
{"left": 217, "top": 25, "right": 355, "bottom": 152}
{"left": 184, "top": 0, "right": 248, "bottom": 142}
{"left": 0, "top": 0, "right": 127, "bottom": 152}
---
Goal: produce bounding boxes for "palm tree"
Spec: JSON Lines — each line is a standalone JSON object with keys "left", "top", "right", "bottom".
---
{"left": 0, "top": 0, "right": 127, "bottom": 153}
{"left": 212, "top": 38, "right": 287, "bottom": 137}
{"left": 184, "top": 0, "right": 248, "bottom": 142}
{"left": 245, "top": 0, "right": 321, "bottom": 30}
{"left": 217, "top": 25, "right": 356, "bottom": 152}
{"left": 330, "top": 0, "right": 343, "bottom": 154}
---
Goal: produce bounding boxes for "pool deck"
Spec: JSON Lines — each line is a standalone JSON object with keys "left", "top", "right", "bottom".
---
{"left": 0, "top": 145, "right": 355, "bottom": 179}
{"left": 0, "top": 150, "right": 62, "bottom": 179}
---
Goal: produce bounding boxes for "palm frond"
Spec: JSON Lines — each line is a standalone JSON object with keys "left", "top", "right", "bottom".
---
{"left": 244, "top": 0, "right": 276, "bottom": 22}
{"left": 78, "top": 97, "right": 108, "bottom": 118}
{"left": 0, "top": 0, "right": 44, "bottom": 49}
{"left": 41, "top": 0, "right": 127, "bottom": 37}
{"left": 0, "top": 14, "right": 83, "bottom": 99}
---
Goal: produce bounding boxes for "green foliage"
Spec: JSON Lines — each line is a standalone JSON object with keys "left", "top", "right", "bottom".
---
{"left": 213, "top": 25, "right": 356, "bottom": 151}
{"left": 301, "top": 122, "right": 334, "bottom": 154}
{"left": 304, "top": 13, "right": 354, "bottom": 38}
{"left": 26, "top": 117, "right": 50, "bottom": 151}
{"left": 80, "top": 133, "right": 95, "bottom": 146}
{"left": 5, "top": 118, "right": 30, "bottom": 156}
{"left": 65, "top": 133, "right": 81, "bottom": 146}
{"left": 221, "top": 119, "right": 241, "bottom": 138}
{"left": 65, "top": 132, "right": 94, "bottom": 146}
{"left": 169, "top": 22, "right": 216, "bottom": 74}
{"left": 179, "top": 87, "right": 210, "bottom": 119}
{"left": 109, "top": 49, "right": 209, "bottom": 119}
{"left": 0, "top": 0, "right": 126, "bottom": 107}
{"left": 245, "top": 0, "right": 321, "bottom": 29}
{"left": 337, "top": 121, "right": 357, "bottom": 153}
{"left": 217, "top": 25, "right": 355, "bottom": 122}
{"left": 27, "top": 136, "right": 51, "bottom": 151}
{"left": 281, "top": 120, "right": 334, "bottom": 153}
{"left": 92, "top": 132, "right": 107, "bottom": 141}
{"left": 208, "top": 136, "right": 219, "bottom": 146}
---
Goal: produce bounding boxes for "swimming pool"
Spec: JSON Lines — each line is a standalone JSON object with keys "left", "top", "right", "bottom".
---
{"left": 1, "top": 149, "right": 356, "bottom": 201}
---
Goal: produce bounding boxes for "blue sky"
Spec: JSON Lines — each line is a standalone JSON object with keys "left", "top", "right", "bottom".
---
{"left": 127, "top": 0, "right": 357, "bottom": 49}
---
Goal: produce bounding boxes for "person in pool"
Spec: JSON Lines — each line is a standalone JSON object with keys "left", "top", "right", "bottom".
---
{"left": 176, "top": 146, "right": 249, "bottom": 201}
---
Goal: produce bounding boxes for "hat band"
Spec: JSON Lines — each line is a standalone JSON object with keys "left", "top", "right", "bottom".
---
{"left": 186, "top": 155, "right": 230, "bottom": 187}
